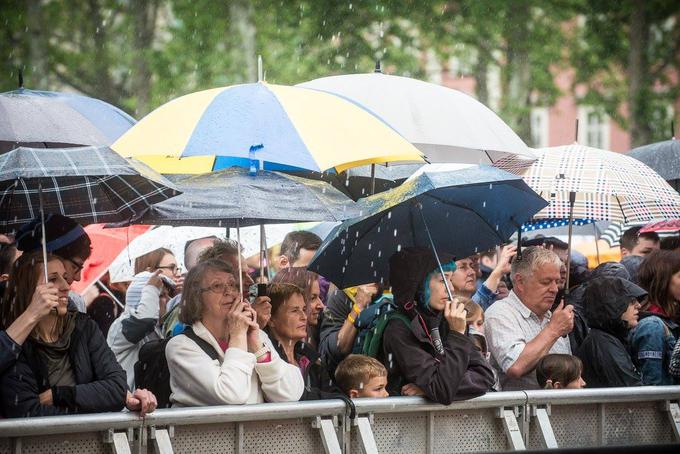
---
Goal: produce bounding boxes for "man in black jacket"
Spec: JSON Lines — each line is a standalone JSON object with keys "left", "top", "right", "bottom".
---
{"left": 575, "top": 276, "right": 646, "bottom": 388}
{"left": 381, "top": 248, "right": 495, "bottom": 404}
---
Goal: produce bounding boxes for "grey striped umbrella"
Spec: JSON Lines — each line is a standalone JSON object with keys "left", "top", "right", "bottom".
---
{"left": 0, "top": 146, "right": 180, "bottom": 233}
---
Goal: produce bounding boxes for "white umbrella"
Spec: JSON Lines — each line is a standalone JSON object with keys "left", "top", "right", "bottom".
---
{"left": 298, "top": 71, "right": 535, "bottom": 164}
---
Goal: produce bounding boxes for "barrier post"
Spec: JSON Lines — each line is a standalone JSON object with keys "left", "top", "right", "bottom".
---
{"left": 663, "top": 401, "right": 680, "bottom": 441}
{"left": 354, "top": 414, "right": 378, "bottom": 454}
{"left": 530, "top": 405, "right": 558, "bottom": 449}
{"left": 312, "top": 416, "right": 342, "bottom": 454}
{"left": 496, "top": 407, "right": 526, "bottom": 451}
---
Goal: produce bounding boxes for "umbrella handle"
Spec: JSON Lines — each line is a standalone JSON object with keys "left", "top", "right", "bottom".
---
{"left": 38, "top": 183, "right": 49, "bottom": 284}
{"left": 416, "top": 203, "right": 455, "bottom": 302}
{"left": 564, "top": 191, "right": 576, "bottom": 295}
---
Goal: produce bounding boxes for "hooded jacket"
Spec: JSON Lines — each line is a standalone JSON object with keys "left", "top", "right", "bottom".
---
{"left": 1, "top": 311, "right": 127, "bottom": 417}
{"left": 575, "top": 276, "right": 646, "bottom": 388}
{"left": 382, "top": 248, "right": 495, "bottom": 404}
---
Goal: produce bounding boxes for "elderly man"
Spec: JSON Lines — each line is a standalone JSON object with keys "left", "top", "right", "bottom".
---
{"left": 485, "top": 247, "right": 574, "bottom": 390}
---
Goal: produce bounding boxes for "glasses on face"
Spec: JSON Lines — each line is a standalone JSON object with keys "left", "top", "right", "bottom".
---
{"left": 65, "top": 258, "right": 84, "bottom": 274}
{"left": 200, "top": 281, "right": 238, "bottom": 296}
{"left": 157, "top": 264, "right": 179, "bottom": 274}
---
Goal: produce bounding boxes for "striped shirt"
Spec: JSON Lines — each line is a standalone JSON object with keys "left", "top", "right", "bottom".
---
{"left": 485, "top": 290, "right": 571, "bottom": 391}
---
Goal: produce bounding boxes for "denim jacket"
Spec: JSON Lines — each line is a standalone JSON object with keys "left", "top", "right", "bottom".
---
{"left": 473, "top": 284, "right": 497, "bottom": 311}
{"left": 628, "top": 314, "right": 679, "bottom": 385}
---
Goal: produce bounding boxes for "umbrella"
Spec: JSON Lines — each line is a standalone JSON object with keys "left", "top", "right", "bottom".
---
{"left": 494, "top": 144, "right": 680, "bottom": 224}
{"left": 298, "top": 70, "right": 535, "bottom": 164}
{"left": 640, "top": 219, "right": 680, "bottom": 233}
{"left": 70, "top": 224, "right": 154, "bottom": 294}
{"left": 0, "top": 88, "right": 135, "bottom": 153}
{"left": 0, "top": 145, "right": 180, "bottom": 233}
{"left": 601, "top": 220, "right": 679, "bottom": 247}
{"left": 628, "top": 139, "right": 680, "bottom": 188}
{"left": 112, "top": 81, "right": 424, "bottom": 174}
{"left": 308, "top": 164, "right": 547, "bottom": 289}
{"left": 123, "top": 166, "right": 360, "bottom": 227}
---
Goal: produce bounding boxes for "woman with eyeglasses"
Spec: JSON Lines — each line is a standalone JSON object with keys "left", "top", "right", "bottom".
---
{"left": 166, "top": 259, "right": 304, "bottom": 406}
{"left": 134, "top": 247, "right": 184, "bottom": 293}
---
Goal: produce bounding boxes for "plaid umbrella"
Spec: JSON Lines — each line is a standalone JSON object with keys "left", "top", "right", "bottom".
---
{"left": 0, "top": 146, "right": 180, "bottom": 233}
{"left": 494, "top": 143, "right": 680, "bottom": 224}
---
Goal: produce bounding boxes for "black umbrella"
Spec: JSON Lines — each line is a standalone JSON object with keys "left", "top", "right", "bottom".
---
{"left": 0, "top": 87, "right": 135, "bottom": 154}
{"left": 628, "top": 139, "right": 680, "bottom": 191}
{"left": 125, "top": 166, "right": 360, "bottom": 227}
{"left": 0, "top": 146, "right": 179, "bottom": 234}
{"left": 308, "top": 164, "right": 547, "bottom": 289}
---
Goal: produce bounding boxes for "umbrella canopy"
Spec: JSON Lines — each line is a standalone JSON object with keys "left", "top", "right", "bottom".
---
{"left": 600, "top": 220, "right": 679, "bottom": 247}
{"left": 640, "top": 219, "right": 680, "bottom": 233}
{"left": 70, "top": 224, "right": 153, "bottom": 294}
{"left": 0, "top": 88, "right": 135, "bottom": 153}
{"left": 494, "top": 143, "right": 680, "bottom": 224}
{"left": 628, "top": 139, "right": 680, "bottom": 183}
{"left": 308, "top": 164, "right": 547, "bottom": 288}
{"left": 0, "top": 146, "right": 180, "bottom": 233}
{"left": 298, "top": 72, "right": 535, "bottom": 164}
{"left": 124, "top": 166, "right": 360, "bottom": 227}
{"left": 113, "top": 81, "right": 424, "bottom": 174}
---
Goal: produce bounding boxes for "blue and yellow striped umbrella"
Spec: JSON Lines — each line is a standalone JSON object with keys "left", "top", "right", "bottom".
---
{"left": 113, "top": 82, "right": 424, "bottom": 174}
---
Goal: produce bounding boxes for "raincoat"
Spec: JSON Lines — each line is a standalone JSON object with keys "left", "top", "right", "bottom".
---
{"left": 0, "top": 311, "right": 127, "bottom": 417}
{"left": 382, "top": 248, "right": 495, "bottom": 404}
{"left": 575, "top": 277, "right": 645, "bottom": 388}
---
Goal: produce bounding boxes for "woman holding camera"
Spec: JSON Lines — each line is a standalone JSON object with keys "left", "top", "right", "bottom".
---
{"left": 166, "top": 259, "right": 304, "bottom": 406}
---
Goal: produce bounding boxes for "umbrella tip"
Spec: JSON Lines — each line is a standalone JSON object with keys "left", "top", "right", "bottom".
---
{"left": 374, "top": 60, "right": 382, "bottom": 73}
{"left": 18, "top": 69, "right": 24, "bottom": 89}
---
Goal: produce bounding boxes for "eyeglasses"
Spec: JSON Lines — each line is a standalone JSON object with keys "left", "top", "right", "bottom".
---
{"left": 65, "top": 258, "right": 84, "bottom": 274}
{"left": 200, "top": 282, "right": 238, "bottom": 296}
{"left": 157, "top": 264, "right": 179, "bottom": 274}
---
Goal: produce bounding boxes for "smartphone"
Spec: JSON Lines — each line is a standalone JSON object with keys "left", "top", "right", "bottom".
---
{"left": 248, "top": 283, "right": 268, "bottom": 303}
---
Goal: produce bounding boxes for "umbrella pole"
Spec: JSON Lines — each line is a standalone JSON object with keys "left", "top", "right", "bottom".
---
{"left": 593, "top": 222, "right": 601, "bottom": 265}
{"left": 370, "top": 164, "right": 376, "bottom": 195}
{"left": 564, "top": 191, "right": 576, "bottom": 294}
{"left": 38, "top": 183, "right": 49, "bottom": 284}
{"left": 236, "top": 219, "right": 243, "bottom": 299}
{"left": 259, "top": 223, "right": 265, "bottom": 281}
{"left": 95, "top": 279, "right": 125, "bottom": 310}
{"left": 417, "top": 203, "right": 454, "bottom": 301}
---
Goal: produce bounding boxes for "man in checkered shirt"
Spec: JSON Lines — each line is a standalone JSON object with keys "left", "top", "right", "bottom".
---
{"left": 485, "top": 247, "right": 574, "bottom": 390}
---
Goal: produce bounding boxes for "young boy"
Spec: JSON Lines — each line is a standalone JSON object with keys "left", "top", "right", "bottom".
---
{"left": 334, "top": 354, "right": 389, "bottom": 398}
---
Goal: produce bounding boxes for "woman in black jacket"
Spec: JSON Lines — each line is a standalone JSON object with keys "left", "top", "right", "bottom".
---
{"left": 0, "top": 251, "right": 155, "bottom": 417}
{"left": 382, "top": 248, "right": 495, "bottom": 404}
{"left": 575, "top": 276, "right": 645, "bottom": 388}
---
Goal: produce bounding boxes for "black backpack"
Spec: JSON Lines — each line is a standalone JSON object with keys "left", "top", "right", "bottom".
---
{"left": 134, "top": 326, "right": 219, "bottom": 408}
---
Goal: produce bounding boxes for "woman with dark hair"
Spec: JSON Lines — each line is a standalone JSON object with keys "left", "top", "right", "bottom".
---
{"left": 271, "top": 267, "right": 324, "bottom": 347}
{"left": 381, "top": 248, "right": 495, "bottom": 404}
{"left": 0, "top": 251, "right": 155, "bottom": 417}
{"left": 629, "top": 250, "right": 680, "bottom": 385}
{"left": 166, "top": 259, "right": 303, "bottom": 406}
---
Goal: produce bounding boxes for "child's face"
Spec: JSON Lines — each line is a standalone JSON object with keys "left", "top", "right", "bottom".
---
{"left": 565, "top": 375, "right": 586, "bottom": 389}
{"left": 351, "top": 375, "right": 389, "bottom": 398}
{"left": 469, "top": 312, "right": 484, "bottom": 334}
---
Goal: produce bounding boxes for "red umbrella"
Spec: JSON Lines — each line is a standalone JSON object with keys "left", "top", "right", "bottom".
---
{"left": 71, "top": 224, "right": 153, "bottom": 294}
{"left": 640, "top": 219, "right": 680, "bottom": 233}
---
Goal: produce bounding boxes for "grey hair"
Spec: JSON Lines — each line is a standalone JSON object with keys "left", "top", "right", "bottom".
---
{"left": 511, "top": 246, "right": 562, "bottom": 280}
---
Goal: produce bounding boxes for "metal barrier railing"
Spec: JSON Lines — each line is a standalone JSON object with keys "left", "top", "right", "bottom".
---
{"left": 0, "top": 386, "right": 678, "bottom": 454}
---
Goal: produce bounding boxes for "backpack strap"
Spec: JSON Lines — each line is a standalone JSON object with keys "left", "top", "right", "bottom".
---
{"left": 182, "top": 326, "right": 220, "bottom": 361}
{"left": 364, "top": 311, "right": 412, "bottom": 357}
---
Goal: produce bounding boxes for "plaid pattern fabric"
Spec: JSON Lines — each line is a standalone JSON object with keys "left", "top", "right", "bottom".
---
{"left": 494, "top": 144, "right": 680, "bottom": 223}
{"left": 0, "top": 146, "right": 179, "bottom": 233}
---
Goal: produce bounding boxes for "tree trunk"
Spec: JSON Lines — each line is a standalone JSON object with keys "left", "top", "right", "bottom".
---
{"left": 628, "top": 1, "right": 651, "bottom": 147}
{"left": 131, "top": 0, "right": 160, "bottom": 116}
{"left": 229, "top": 0, "right": 258, "bottom": 82}
{"left": 501, "top": 1, "right": 532, "bottom": 143}
{"left": 25, "top": 0, "right": 48, "bottom": 88}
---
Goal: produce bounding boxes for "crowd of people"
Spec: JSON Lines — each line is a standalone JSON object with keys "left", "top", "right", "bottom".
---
{"left": 0, "top": 214, "right": 679, "bottom": 419}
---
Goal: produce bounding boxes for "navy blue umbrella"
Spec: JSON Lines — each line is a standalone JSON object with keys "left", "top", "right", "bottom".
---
{"left": 0, "top": 88, "right": 135, "bottom": 153}
{"left": 308, "top": 164, "right": 548, "bottom": 289}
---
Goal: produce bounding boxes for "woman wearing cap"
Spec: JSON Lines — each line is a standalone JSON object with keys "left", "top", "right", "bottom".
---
{"left": 0, "top": 251, "right": 156, "bottom": 417}
{"left": 575, "top": 276, "right": 645, "bottom": 387}
{"left": 166, "top": 259, "right": 304, "bottom": 406}
{"left": 382, "top": 248, "right": 495, "bottom": 404}
{"left": 629, "top": 251, "right": 680, "bottom": 385}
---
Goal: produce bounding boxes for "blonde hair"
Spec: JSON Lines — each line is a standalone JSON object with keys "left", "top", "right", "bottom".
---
{"left": 335, "top": 354, "right": 387, "bottom": 394}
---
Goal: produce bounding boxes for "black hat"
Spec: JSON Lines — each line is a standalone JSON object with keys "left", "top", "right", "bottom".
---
{"left": 584, "top": 276, "right": 646, "bottom": 327}
{"left": 16, "top": 214, "right": 86, "bottom": 253}
{"left": 389, "top": 247, "right": 455, "bottom": 310}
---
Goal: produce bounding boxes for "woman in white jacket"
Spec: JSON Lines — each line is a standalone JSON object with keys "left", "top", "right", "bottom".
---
{"left": 166, "top": 259, "right": 304, "bottom": 406}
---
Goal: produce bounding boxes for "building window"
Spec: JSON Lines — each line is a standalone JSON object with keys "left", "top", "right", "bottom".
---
{"left": 530, "top": 107, "right": 549, "bottom": 148}
{"left": 578, "top": 106, "right": 610, "bottom": 149}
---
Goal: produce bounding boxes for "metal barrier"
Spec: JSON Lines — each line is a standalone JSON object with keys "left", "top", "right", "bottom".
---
{"left": 1, "top": 386, "right": 678, "bottom": 453}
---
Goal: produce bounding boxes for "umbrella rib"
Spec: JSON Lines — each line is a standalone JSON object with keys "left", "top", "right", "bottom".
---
{"left": 615, "top": 194, "right": 629, "bottom": 224}
{"left": 425, "top": 192, "right": 507, "bottom": 243}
